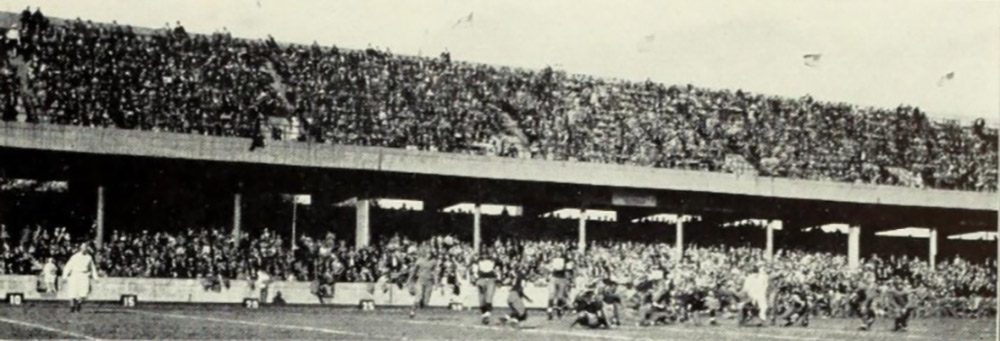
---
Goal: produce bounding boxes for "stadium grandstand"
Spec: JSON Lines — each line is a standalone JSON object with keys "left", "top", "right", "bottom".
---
{"left": 0, "top": 5, "right": 996, "bottom": 340}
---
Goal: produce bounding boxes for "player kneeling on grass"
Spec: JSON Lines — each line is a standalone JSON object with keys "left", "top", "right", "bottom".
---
{"left": 64, "top": 243, "right": 99, "bottom": 313}
{"left": 499, "top": 264, "right": 532, "bottom": 328}
{"left": 570, "top": 289, "right": 610, "bottom": 329}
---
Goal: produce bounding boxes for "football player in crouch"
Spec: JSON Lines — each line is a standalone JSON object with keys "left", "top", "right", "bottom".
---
{"left": 499, "top": 264, "right": 533, "bottom": 328}
{"left": 570, "top": 288, "right": 610, "bottom": 329}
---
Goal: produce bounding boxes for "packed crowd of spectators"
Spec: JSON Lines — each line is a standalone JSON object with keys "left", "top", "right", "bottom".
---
{"left": 0, "top": 10, "right": 995, "bottom": 191}
{"left": 1, "top": 225, "right": 994, "bottom": 318}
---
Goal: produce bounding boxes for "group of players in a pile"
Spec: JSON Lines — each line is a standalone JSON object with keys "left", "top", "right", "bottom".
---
{"left": 396, "top": 242, "right": 989, "bottom": 333}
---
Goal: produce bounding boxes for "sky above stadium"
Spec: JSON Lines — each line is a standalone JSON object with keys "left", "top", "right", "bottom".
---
{"left": 3, "top": 0, "right": 998, "bottom": 121}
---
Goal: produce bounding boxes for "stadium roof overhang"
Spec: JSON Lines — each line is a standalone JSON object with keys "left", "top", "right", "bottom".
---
{"left": 0, "top": 122, "right": 995, "bottom": 235}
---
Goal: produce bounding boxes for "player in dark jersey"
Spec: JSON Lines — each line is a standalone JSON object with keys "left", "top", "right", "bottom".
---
{"left": 570, "top": 289, "right": 610, "bottom": 329}
{"left": 850, "top": 275, "right": 878, "bottom": 330}
{"left": 687, "top": 286, "right": 720, "bottom": 326}
{"left": 500, "top": 264, "right": 533, "bottom": 329}
{"left": 774, "top": 281, "right": 810, "bottom": 327}
{"left": 637, "top": 278, "right": 677, "bottom": 326}
{"left": 547, "top": 251, "right": 574, "bottom": 320}
{"left": 599, "top": 276, "right": 624, "bottom": 327}
{"left": 472, "top": 248, "right": 500, "bottom": 325}
{"left": 886, "top": 279, "right": 914, "bottom": 332}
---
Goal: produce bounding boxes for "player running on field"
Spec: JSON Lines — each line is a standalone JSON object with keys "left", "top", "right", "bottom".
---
{"left": 849, "top": 274, "right": 878, "bottom": 330}
{"left": 41, "top": 256, "right": 58, "bottom": 293}
{"left": 471, "top": 247, "right": 500, "bottom": 324}
{"left": 546, "top": 249, "right": 574, "bottom": 320}
{"left": 885, "top": 278, "right": 915, "bottom": 332}
{"left": 740, "top": 264, "right": 770, "bottom": 326}
{"left": 407, "top": 247, "right": 440, "bottom": 318}
{"left": 63, "top": 243, "right": 99, "bottom": 313}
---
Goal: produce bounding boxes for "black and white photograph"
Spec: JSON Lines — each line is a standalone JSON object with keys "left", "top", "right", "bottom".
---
{"left": 0, "top": 0, "right": 996, "bottom": 339}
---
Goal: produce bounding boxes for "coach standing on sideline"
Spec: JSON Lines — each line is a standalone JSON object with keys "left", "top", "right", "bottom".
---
{"left": 64, "top": 243, "right": 99, "bottom": 313}
{"left": 472, "top": 247, "right": 500, "bottom": 325}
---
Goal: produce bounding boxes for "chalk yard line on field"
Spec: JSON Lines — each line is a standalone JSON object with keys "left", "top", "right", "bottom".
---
{"left": 619, "top": 323, "right": 949, "bottom": 341}
{"left": 388, "top": 317, "right": 666, "bottom": 341}
{"left": 401, "top": 317, "right": 827, "bottom": 341}
{"left": 0, "top": 316, "right": 100, "bottom": 340}
{"left": 129, "top": 309, "right": 385, "bottom": 339}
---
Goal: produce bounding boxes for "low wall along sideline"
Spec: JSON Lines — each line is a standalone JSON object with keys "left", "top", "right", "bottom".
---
{"left": 0, "top": 276, "right": 556, "bottom": 308}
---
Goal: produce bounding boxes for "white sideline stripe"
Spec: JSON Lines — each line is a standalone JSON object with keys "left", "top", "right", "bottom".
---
{"left": 130, "top": 310, "right": 378, "bottom": 338}
{"left": 0, "top": 316, "right": 99, "bottom": 340}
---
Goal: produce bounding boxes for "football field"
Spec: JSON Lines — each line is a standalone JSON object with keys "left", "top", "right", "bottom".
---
{"left": 0, "top": 302, "right": 994, "bottom": 340}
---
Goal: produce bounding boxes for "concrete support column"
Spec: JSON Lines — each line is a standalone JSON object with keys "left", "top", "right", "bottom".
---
{"left": 578, "top": 209, "right": 587, "bottom": 253}
{"left": 355, "top": 199, "right": 370, "bottom": 248}
{"left": 929, "top": 228, "right": 938, "bottom": 270}
{"left": 675, "top": 220, "right": 684, "bottom": 259}
{"left": 766, "top": 220, "right": 779, "bottom": 260}
{"left": 848, "top": 225, "right": 861, "bottom": 269}
{"left": 95, "top": 185, "right": 105, "bottom": 250}
{"left": 473, "top": 204, "right": 482, "bottom": 253}
{"left": 232, "top": 193, "right": 242, "bottom": 244}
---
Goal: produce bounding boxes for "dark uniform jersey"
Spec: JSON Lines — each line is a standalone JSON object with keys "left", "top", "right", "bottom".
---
{"left": 475, "top": 257, "right": 499, "bottom": 279}
{"left": 510, "top": 269, "right": 528, "bottom": 295}
{"left": 550, "top": 257, "right": 572, "bottom": 278}
{"left": 574, "top": 292, "right": 603, "bottom": 313}
{"left": 875, "top": 265, "right": 893, "bottom": 282}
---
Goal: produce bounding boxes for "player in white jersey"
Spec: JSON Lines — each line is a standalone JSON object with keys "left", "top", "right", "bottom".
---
{"left": 63, "top": 243, "right": 99, "bottom": 312}
{"left": 40, "top": 257, "right": 59, "bottom": 293}
{"left": 740, "top": 265, "right": 769, "bottom": 326}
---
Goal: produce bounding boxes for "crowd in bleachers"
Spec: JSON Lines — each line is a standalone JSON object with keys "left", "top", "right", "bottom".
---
{"left": 0, "top": 225, "right": 994, "bottom": 317}
{"left": 0, "top": 9, "right": 996, "bottom": 191}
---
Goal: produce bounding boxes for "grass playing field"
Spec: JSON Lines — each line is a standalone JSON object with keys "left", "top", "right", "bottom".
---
{"left": 0, "top": 302, "right": 994, "bottom": 340}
